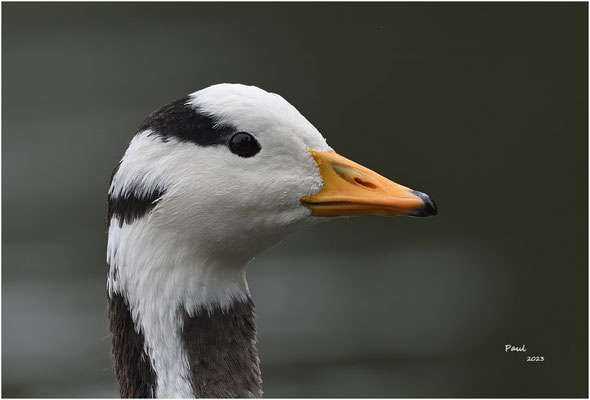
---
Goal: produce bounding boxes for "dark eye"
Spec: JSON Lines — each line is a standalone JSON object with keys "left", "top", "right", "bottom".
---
{"left": 229, "top": 132, "right": 261, "bottom": 158}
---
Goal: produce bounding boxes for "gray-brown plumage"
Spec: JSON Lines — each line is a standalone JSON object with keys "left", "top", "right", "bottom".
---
{"left": 108, "top": 292, "right": 261, "bottom": 398}
{"left": 108, "top": 293, "right": 157, "bottom": 398}
{"left": 181, "top": 299, "right": 262, "bottom": 398}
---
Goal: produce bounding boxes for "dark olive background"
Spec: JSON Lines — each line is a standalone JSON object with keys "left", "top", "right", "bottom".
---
{"left": 2, "top": 2, "right": 587, "bottom": 398}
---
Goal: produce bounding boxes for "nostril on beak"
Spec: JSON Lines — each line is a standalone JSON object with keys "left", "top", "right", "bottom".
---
{"left": 410, "top": 190, "right": 438, "bottom": 217}
{"left": 353, "top": 177, "right": 378, "bottom": 190}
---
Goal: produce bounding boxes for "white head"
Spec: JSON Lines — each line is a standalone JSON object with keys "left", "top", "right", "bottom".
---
{"left": 111, "top": 84, "right": 332, "bottom": 267}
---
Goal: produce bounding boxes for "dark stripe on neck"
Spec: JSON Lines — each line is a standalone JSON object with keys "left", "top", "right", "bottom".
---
{"left": 138, "top": 97, "right": 236, "bottom": 146}
{"left": 181, "top": 298, "right": 263, "bottom": 398}
{"left": 107, "top": 188, "right": 164, "bottom": 228}
{"left": 108, "top": 292, "right": 156, "bottom": 398}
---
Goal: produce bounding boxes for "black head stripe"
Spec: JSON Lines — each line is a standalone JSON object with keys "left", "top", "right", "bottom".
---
{"left": 138, "top": 97, "right": 235, "bottom": 146}
{"left": 107, "top": 189, "right": 164, "bottom": 228}
{"left": 107, "top": 96, "right": 234, "bottom": 228}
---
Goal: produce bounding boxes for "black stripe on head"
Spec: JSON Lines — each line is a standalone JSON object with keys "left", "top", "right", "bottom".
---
{"left": 107, "top": 95, "right": 234, "bottom": 228}
{"left": 107, "top": 189, "right": 164, "bottom": 228}
{"left": 108, "top": 292, "right": 156, "bottom": 398}
{"left": 107, "top": 158, "right": 163, "bottom": 228}
{"left": 138, "top": 97, "right": 236, "bottom": 146}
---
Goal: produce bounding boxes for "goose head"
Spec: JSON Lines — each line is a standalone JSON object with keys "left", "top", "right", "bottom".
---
{"left": 109, "top": 83, "right": 435, "bottom": 266}
{"left": 107, "top": 83, "right": 436, "bottom": 398}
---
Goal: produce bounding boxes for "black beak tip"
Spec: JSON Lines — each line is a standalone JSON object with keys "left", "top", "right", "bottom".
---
{"left": 410, "top": 190, "right": 438, "bottom": 217}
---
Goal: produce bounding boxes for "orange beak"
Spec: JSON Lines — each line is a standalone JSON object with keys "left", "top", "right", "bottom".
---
{"left": 301, "top": 150, "right": 437, "bottom": 218}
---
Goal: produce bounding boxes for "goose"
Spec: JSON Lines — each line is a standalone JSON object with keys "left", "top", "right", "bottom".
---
{"left": 106, "top": 83, "right": 437, "bottom": 398}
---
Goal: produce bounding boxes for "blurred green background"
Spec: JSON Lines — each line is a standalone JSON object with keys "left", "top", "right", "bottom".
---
{"left": 2, "top": 2, "right": 587, "bottom": 397}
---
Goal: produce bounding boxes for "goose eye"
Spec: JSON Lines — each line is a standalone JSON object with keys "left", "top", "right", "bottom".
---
{"left": 229, "top": 132, "right": 261, "bottom": 158}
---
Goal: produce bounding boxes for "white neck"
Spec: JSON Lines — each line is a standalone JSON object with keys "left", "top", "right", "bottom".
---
{"left": 107, "top": 216, "right": 251, "bottom": 398}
